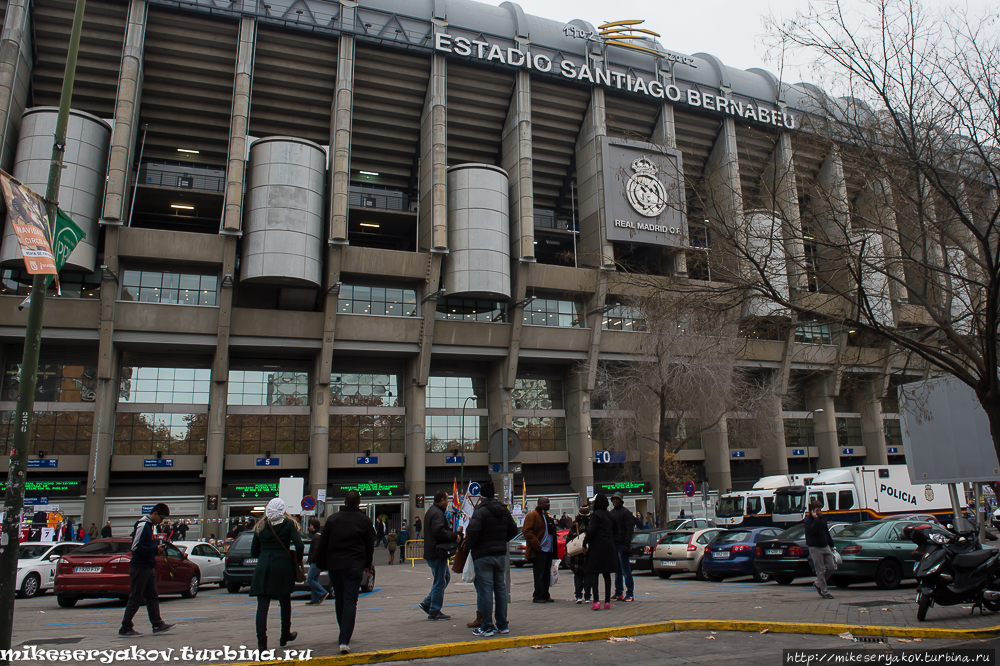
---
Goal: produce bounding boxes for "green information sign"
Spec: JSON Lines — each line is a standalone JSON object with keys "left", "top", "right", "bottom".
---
{"left": 0, "top": 480, "right": 83, "bottom": 496}
{"left": 595, "top": 481, "right": 650, "bottom": 494}
{"left": 232, "top": 483, "right": 279, "bottom": 499}
{"left": 336, "top": 482, "right": 402, "bottom": 497}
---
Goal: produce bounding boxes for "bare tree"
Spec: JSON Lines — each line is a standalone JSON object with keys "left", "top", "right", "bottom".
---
{"left": 592, "top": 288, "right": 781, "bottom": 520}
{"left": 682, "top": 0, "right": 1000, "bottom": 459}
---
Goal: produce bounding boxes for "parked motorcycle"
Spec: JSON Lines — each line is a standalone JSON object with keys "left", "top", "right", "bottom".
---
{"left": 905, "top": 523, "right": 1000, "bottom": 621}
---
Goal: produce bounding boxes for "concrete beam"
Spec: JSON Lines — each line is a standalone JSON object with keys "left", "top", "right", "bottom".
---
{"left": 329, "top": 28, "right": 355, "bottom": 244}
{"left": 221, "top": 16, "right": 256, "bottom": 234}
{"left": 763, "top": 132, "right": 806, "bottom": 293}
{"left": 575, "top": 87, "right": 613, "bottom": 269}
{"left": 419, "top": 52, "right": 447, "bottom": 252}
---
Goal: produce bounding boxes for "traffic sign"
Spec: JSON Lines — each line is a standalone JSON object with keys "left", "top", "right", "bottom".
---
{"left": 684, "top": 480, "right": 696, "bottom": 497}
{"left": 488, "top": 429, "right": 521, "bottom": 462}
{"left": 469, "top": 482, "right": 481, "bottom": 496}
{"left": 301, "top": 496, "right": 316, "bottom": 511}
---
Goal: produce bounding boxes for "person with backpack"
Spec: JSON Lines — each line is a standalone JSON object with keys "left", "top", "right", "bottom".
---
{"left": 249, "top": 498, "right": 304, "bottom": 651}
{"left": 118, "top": 503, "right": 174, "bottom": 637}
{"left": 464, "top": 481, "right": 517, "bottom": 637}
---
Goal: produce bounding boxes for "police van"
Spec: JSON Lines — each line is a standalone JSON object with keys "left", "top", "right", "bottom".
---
{"left": 771, "top": 465, "right": 958, "bottom": 526}
{"left": 715, "top": 475, "right": 793, "bottom": 527}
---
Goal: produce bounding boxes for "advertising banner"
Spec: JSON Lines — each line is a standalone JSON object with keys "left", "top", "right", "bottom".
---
{"left": 0, "top": 169, "right": 56, "bottom": 275}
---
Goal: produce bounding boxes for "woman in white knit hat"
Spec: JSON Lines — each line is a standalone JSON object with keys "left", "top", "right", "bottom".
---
{"left": 249, "top": 498, "right": 304, "bottom": 651}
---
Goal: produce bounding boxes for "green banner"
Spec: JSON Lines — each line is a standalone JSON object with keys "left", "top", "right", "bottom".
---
{"left": 18, "top": 208, "right": 85, "bottom": 307}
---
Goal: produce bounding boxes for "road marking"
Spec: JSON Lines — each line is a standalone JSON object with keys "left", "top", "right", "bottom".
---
{"left": 162, "top": 617, "right": 210, "bottom": 621}
{"left": 43, "top": 622, "right": 107, "bottom": 626}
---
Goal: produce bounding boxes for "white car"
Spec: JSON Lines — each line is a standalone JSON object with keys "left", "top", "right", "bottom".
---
{"left": 173, "top": 541, "right": 226, "bottom": 587}
{"left": 17, "top": 542, "right": 82, "bottom": 598}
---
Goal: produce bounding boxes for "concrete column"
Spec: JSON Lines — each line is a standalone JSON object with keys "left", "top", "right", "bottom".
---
{"left": 763, "top": 132, "right": 806, "bottom": 293}
{"left": 575, "top": 87, "right": 613, "bottom": 269}
{"left": 502, "top": 68, "right": 533, "bottom": 262}
{"left": 806, "top": 376, "right": 840, "bottom": 470}
{"left": 200, "top": 237, "right": 238, "bottom": 522}
{"left": 0, "top": 0, "right": 31, "bottom": 171}
{"left": 102, "top": 0, "right": 146, "bottom": 223}
{"left": 702, "top": 418, "right": 732, "bottom": 494}
{"left": 82, "top": 351, "right": 120, "bottom": 528}
{"left": 404, "top": 358, "right": 427, "bottom": 523}
{"left": 652, "top": 101, "right": 687, "bottom": 277}
{"left": 308, "top": 351, "right": 330, "bottom": 500}
{"left": 859, "top": 380, "right": 888, "bottom": 465}
{"left": 418, "top": 51, "right": 447, "bottom": 252}
{"left": 221, "top": 16, "right": 256, "bottom": 233}
{"left": 761, "top": 391, "right": 790, "bottom": 477}
{"left": 704, "top": 117, "right": 743, "bottom": 280}
{"left": 812, "top": 149, "right": 851, "bottom": 293}
{"left": 328, "top": 20, "right": 355, "bottom": 244}
{"left": 486, "top": 361, "right": 513, "bottom": 493}
{"left": 565, "top": 369, "right": 593, "bottom": 499}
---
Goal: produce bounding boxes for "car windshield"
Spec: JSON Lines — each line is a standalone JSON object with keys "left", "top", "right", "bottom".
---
{"left": 775, "top": 493, "right": 805, "bottom": 514}
{"left": 660, "top": 520, "right": 687, "bottom": 531}
{"left": 510, "top": 531, "right": 524, "bottom": 541}
{"left": 229, "top": 532, "right": 255, "bottom": 553}
{"left": 72, "top": 541, "right": 131, "bottom": 555}
{"left": 776, "top": 525, "right": 807, "bottom": 540}
{"left": 716, "top": 497, "right": 745, "bottom": 518}
{"left": 18, "top": 545, "right": 49, "bottom": 559}
{"left": 659, "top": 532, "right": 692, "bottom": 545}
{"left": 717, "top": 531, "right": 751, "bottom": 543}
{"left": 838, "top": 522, "right": 883, "bottom": 539}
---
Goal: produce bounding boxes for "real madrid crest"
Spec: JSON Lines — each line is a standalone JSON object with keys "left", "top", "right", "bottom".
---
{"left": 626, "top": 157, "right": 667, "bottom": 218}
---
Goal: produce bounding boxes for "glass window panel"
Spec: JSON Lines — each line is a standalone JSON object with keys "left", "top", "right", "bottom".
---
{"left": 161, "top": 273, "right": 181, "bottom": 289}
{"left": 3, "top": 360, "right": 98, "bottom": 402}
{"left": 140, "top": 272, "right": 162, "bottom": 287}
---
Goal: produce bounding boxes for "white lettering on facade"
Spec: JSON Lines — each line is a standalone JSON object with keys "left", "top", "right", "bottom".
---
{"left": 433, "top": 34, "right": 799, "bottom": 129}
{"left": 614, "top": 220, "right": 681, "bottom": 235}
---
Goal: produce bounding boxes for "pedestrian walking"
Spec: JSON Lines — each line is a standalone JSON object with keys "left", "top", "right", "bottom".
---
{"left": 304, "top": 518, "right": 328, "bottom": 605}
{"left": 387, "top": 530, "right": 398, "bottom": 565}
{"left": 101, "top": 520, "right": 113, "bottom": 538}
{"left": 317, "top": 490, "right": 375, "bottom": 654}
{"left": 610, "top": 492, "right": 635, "bottom": 602}
{"left": 176, "top": 520, "right": 188, "bottom": 540}
{"left": 413, "top": 516, "right": 422, "bottom": 540}
{"left": 88, "top": 522, "right": 98, "bottom": 540}
{"left": 584, "top": 494, "right": 618, "bottom": 611}
{"left": 374, "top": 517, "right": 387, "bottom": 548}
{"left": 568, "top": 502, "right": 591, "bottom": 603}
{"left": 523, "top": 496, "right": 557, "bottom": 603}
{"left": 465, "top": 481, "right": 517, "bottom": 637}
{"left": 419, "top": 490, "right": 459, "bottom": 621}
{"left": 250, "top": 498, "right": 304, "bottom": 651}
{"left": 804, "top": 500, "right": 836, "bottom": 599}
{"left": 118, "top": 503, "right": 174, "bottom": 637}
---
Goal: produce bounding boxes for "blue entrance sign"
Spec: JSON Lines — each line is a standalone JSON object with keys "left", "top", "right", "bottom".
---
{"left": 792, "top": 449, "right": 806, "bottom": 456}
{"left": 841, "top": 448, "right": 854, "bottom": 455}
{"left": 594, "top": 450, "right": 627, "bottom": 464}
{"left": 24, "top": 497, "right": 49, "bottom": 506}
{"left": 141, "top": 505, "right": 155, "bottom": 514}
{"left": 445, "top": 456, "right": 464, "bottom": 464}
{"left": 27, "top": 459, "right": 57, "bottom": 468}
{"left": 256, "top": 458, "right": 280, "bottom": 466}
{"left": 357, "top": 456, "right": 378, "bottom": 465}
{"left": 887, "top": 447, "right": 899, "bottom": 454}
{"left": 731, "top": 451, "right": 746, "bottom": 458}
{"left": 144, "top": 459, "right": 174, "bottom": 468}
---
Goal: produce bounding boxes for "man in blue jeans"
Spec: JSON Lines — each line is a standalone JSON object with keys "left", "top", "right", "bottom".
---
{"left": 610, "top": 493, "right": 635, "bottom": 602}
{"left": 419, "top": 490, "right": 458, "bottom": 621}
{"left": 316, "top": 491, "right": 376, "bottom": 654}
{"left": 304, "top": 518, "right": 327, "bottom": 605}
{"left": 465, "top": 481, "right": 518, "bottom": 636}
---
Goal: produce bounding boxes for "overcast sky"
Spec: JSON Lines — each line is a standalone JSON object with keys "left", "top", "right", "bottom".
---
{"left": 478, "top": 0, "right": 998, "bottom": 84}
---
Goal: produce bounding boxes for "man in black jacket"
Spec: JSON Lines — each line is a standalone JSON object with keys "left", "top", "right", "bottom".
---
{"left": 465, "top": 481, "right": 517, "bottom": 637}
{"left": 101, "top": 520, "right": 113, "bottom": 538}
{"left": 119, "top": 503, "right": 174, "bottom": 637}
{"left": 419, "top": 490, "right": 458, "bottom": 621}
{"left": 317, "top": 491, "right": 375, "bottom": 654}
{"left": 804, "top": 501, "right": 836, "bottom": 599}
{"left": 304, "top": 518, "right": 327, "bottom": 605}
{"left": 610, "top": 493, "right": 635, "bottom": 602}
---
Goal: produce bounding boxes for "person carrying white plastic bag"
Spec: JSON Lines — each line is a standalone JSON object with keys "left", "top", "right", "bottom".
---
{"left": 550, "top": 560, "right": 559, "bottom": 586}
{"left": 464, "top": 481, "right": 518, "bottom": 637}
{"left": 462, "top": 555, "right": 476, "bottom": 583}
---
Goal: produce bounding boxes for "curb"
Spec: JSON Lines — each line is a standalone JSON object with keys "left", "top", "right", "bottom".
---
{"left": 226, "top": 619, "right": 1000, "bottom": 666}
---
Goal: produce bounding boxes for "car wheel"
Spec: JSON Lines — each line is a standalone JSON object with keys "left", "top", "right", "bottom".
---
{"left": 707, "top": 574, "right": 723, "bottom": 582}
{"left": 874, "top": 560, "right": 902, "bottom": 590}
{"left": 752, "top": 569, "right": 771, "bottom": 583}
{"left": 695, "top": 560, "right": 708, "bottom": 581}
{"left": 226, "top": 581, "right": 242, "bottom": 594}
{"left": 774, "top": 575, "right": 794, "bottom": 585}
{"left": 182, "top": 573, "right": 200, "bottom": 599}
{"left": 656, "top": 571, "right": 672, "bottom": 579}
{"left": 57, "top": 595, "right": 78, "bottom": 608}
{"left": 19, "top": 573, "right": 41, "bottom": 599}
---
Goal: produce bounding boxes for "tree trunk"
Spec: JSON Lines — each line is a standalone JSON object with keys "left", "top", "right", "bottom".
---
{"left": 976, "top": 392, "right": 1000, "bottom": 473}
{"left": 656, "top": 392, "right": 670, "bottom": 524}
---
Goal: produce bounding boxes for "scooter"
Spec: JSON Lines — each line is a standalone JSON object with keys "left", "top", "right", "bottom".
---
{"left": 906, "top": 523, "right": 1000, "bottom": 621}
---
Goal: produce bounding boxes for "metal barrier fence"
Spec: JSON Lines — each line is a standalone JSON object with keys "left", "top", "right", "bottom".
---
{"left": 404, "top": 540, "right": 424, "bottom": 566}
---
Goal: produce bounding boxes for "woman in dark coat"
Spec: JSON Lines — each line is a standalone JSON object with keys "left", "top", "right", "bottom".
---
{"left": 567, "top": 503, "right": 591, "bottom": 603}
{"left": 250, "top": 498, "right": 304, "bottom": 651}
{"left": 584, "top": 494, "right": 618, "bottom": 610}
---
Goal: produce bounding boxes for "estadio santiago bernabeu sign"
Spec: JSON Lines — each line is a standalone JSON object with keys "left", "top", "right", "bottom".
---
{"left": 602, "top": 139, "right": 686, "bottom": 248}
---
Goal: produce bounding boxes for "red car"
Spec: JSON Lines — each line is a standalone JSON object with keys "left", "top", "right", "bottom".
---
{"left": 54, "top": 537, "right": 200, "bottom": 607}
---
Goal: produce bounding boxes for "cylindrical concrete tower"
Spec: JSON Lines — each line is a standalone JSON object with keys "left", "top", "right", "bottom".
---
{"left": 241, "top": 136, "right": 325, "bottom": 287}
{"left": 444, "top": 164, "right": 510, "bottom": 299}
{"left": 0, "top": 107, "right": 111, "bottom": 272}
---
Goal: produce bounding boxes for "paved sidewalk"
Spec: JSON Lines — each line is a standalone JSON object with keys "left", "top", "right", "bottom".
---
{"left": 11, "top": 558, "right": 1000, "bottom": 663}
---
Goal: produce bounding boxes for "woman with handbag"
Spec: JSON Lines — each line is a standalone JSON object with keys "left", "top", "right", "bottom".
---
{"left": 584, "top": 494, "right": 618, "bottom": 611}
{"left": 567, "top": 503, "right": 591, "bottom": 604}
{"left": 250, "top": 498, "right": 304, "bottom": 651}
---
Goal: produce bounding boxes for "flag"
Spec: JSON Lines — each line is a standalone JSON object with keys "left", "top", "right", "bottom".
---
{"left": 0, "top": 169, "right": 57, "bottom": 276}
{"left": 18, "top": 208, "right": 86, "bottom": 308}
{"left": 521, "top": 477, "right": 527, "bottom": 512}
{"left": 452, "top": 478, "right": 460, "bottom": 510}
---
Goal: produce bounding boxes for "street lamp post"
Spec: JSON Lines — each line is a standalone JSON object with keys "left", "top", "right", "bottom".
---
{"left": 805, "top": 408, "right": 824, "bottom": 474}
{"left": 460, "top": 394, "right": 478, "bottom": 494}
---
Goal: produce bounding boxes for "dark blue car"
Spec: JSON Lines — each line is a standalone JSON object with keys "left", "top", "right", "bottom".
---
{"left": 703, "top": 527, "right": 783, "bottom": 582}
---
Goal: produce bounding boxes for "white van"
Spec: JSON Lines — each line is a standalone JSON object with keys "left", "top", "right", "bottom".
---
{"left": 715, "top": 475, "right": 791, "bottom": 527}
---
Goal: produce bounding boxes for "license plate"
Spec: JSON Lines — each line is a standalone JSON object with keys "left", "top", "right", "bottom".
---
{"left": 74, "top": 566, "right": 102, "bottom": 573}
{"left": 629, "top": 559, "right": 637, "bottom": 564}
{"left": 712, "top": 552, "right": 729, "bottom": 558}
{"left": 661, "top": 560, "right": 676, "bottom": 566}
{"left": 767, "top": 549, "right": 783, "bottom": 556}
{"left": 243, "top": 558, "right": 258, "bottom": 566}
